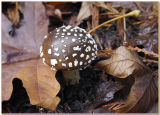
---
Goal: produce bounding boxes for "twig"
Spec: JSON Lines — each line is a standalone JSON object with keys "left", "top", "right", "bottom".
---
{"left": 87, "top": 21, "right": 92, "bottom": 31}
{"left": 88, "top": 10, "right": 141, "bottom": 34}
{"left": 98, "top": 46, "right": 158, "bottom": 60}
{"left": 87, "top": 21, "right": 102, "bottom": 50}
{"left": 143, "top": 59, "right": 158, "bottom": 64}
{"left": 127, "top": 46, "right": 159, "bottom": 58}
{"left": 97, "top": 48, "right": 115, "bottom": 57}
{"left": 93, "top": 33, "right": 103, "bottom": 50}
{"left": 123, "top": 10, "right": 127, "bottom": 45}
{"left": 91, "top": 5, "right": 103, "bottom": 50}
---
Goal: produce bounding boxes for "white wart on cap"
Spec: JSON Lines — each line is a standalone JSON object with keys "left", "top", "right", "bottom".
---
{"left": 40, "top": 25, "right": 98, "bottom": 70}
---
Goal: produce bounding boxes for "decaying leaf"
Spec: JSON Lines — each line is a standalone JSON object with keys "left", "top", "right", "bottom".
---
{"left": 2, "top": 43, "right": 39, "bottom": 64}
{"left": 95, "top": 46, "right": 158, "bottom": 113}
{"left": 2, "top": 2, "right": 60, "bottom": 111}
{"left": 2, "top": 2, "right": 48, "bottom": 56}
{"left": 7, "top": 2, "right": 19, "bottom": 26}
{"left": 2, "top": 1, "right": 158, "bottom": 113}
{"left": 14, "top": 59, "right": 60, "bottom": 110}
{"left": 2, "top": 59, "right": 38, "bottom": 101}
{"left": 2, "top": 59, "right": 61, "bottom": 111}
{"left": 77, "top": 2, "right": 92, "bottom": 24}
{"left": 91, "top": 5, "right": 99, "bottom": 28}
{"left": 93, "top": 2, "right": 119, "bottom": 14}
{"left": 95, "top": 46, "right": 146, "bottom": 78}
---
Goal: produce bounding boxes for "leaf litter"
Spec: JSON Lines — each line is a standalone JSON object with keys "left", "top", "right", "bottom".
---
{"left": 95, "top": 46, "right": 158, "bottom": 113}
{"left": 2, "top": 2, "right": 158, "bottom": 113}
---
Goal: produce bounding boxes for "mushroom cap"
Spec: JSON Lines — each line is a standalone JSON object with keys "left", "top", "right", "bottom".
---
{"left": 40, "top": 25, "right": 98, "bottom": 70}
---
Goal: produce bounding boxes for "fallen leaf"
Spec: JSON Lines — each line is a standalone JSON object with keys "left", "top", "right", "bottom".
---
{"left": 3, "top": 59, "right": 60, "bottom": 111}
{"left": 6, "top": 2, "right": 19, "bottom": 26}
{"left": 95, "top": 46, "right": 145, "bottom": 78}
{"left": 2, "top": 2, "right": 49, "bottom": 96}
{"left": 95, "top": 46, "right": 158, "bottom": 113}
{"left": 2, "top": 2, "right": 48, "bottom": 61}
{"left": 15, "top": 59, "right": 60, "bottom": 110}
{"left": 2, "top": 59, "right": 38, "bottom": 101}
{"left": 2, "top": 43, "right": 39, "bottom": 64}
{"left": 2, "top": 2, "right": 60, "bottom": 111}
{"left": 77, "top": 2, "right": 92, "bottom": 24}
{"left": 91, "top": 5, "right": 99, "bottom": 28}
{"left": 93, "top": 2, "right": 119, "bottom": 14}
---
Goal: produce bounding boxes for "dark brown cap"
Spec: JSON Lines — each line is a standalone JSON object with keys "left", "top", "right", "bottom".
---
{"left": 40, "top": 25, "right": 98, "bottom": 70}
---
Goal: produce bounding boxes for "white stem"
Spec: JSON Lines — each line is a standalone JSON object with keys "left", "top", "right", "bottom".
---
{"left": 62, "top": 70, "right": 80, "bottom": 85}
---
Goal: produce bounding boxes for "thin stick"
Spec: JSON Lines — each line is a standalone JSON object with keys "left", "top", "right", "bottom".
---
{"left": 143, "top": 59, "right": 158, "bottom": 64}
{"left": 127, "top": 46, "right": 158, "bottom": 58}
{"left": 88, "top": 10, "right": 141, "bottom": 34}
{"left": 97, "top": 46, "right": 158, "bottom": 59}
{"left": 123, "top": 10, "right": 127, "bottom": 45}
{"left": 93, "top": 33, "right": 103, "bottom": 50}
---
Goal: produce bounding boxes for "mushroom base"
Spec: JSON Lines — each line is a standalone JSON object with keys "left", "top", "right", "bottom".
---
{"left": 62, "top": 70, "right": 80, "bottom": 85}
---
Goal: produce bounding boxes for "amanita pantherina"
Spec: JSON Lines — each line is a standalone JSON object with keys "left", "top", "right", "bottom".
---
{"left": 40, "top": 25, "right": 98, "bottom": 85}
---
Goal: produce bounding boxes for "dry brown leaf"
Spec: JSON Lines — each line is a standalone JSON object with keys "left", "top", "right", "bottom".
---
{"left": 95, "top": 2, "right": 119, "bottom": 14}
{"left": 2, "top": 58, "right": 60, "bottom": 111}
{"left": 91, "top": 5, "right": 99, "bottom": 28}
{"left": 14, "top": 59, "right": 60, "bottom": 110}
{"left": 2, "top": 59, "right": 38, "bottom": 101}
{"left": 7, "top": 2, "right": 19, "bottom": 26}
{"left": 77, "top": 2, "right": 92, "bottom": 24}
{"left": 95, "top": 46, "right": 145, "bottom": 78}
{"left": 2, "top": 2, "right": 48, "bottom": 56}
{"left": 117, "top": 70, "right": 157, "bottom": 113}
{"left": 2, "top": 43, "right": 39, "bottom": 64}
{"left": 95, "top": 46, "right": 158, "bottom": 113}
{"left": 93, "top": 2, "right": 119, "bottom": 17}
{"left": 2, "top": 2, "right": 60, "bottom": 111}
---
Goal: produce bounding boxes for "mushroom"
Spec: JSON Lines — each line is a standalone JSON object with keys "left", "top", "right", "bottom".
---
{"left": 40, "top": 25, "right": 98, "bottom": 85}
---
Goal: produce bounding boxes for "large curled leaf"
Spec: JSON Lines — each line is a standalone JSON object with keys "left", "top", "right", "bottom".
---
{"left": 95, "top": 46, "right": 146, "bottom": 78}
{"left": 2, "top": 59, "right": 60, "bottom": 111}
{"left": 95, "top": 46, "right": 158, "bottom": 113}
{"left": 14, "top": 59, "right": 60, "bottom": 110}
{"left": 2, "top": 59, "right": 38, "bottom": 101}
